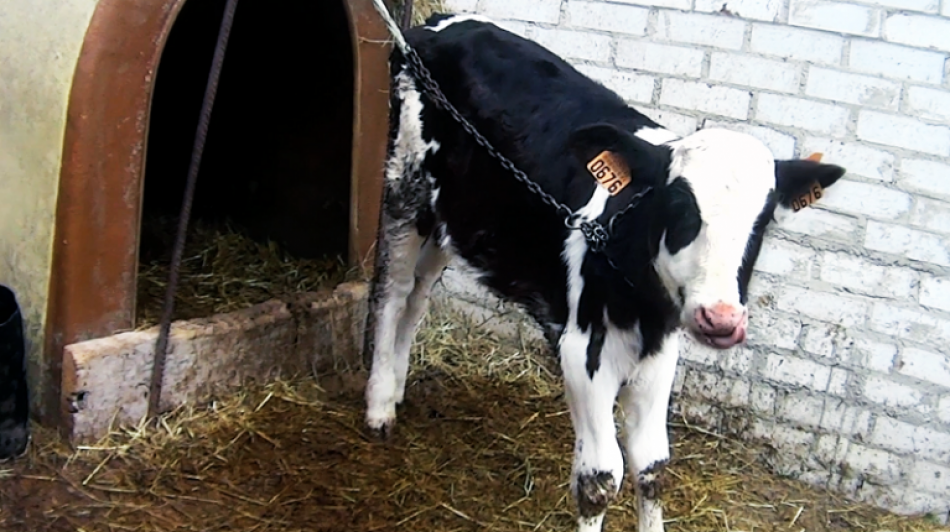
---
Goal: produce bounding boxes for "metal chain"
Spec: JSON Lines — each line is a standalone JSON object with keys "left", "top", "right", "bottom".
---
{"left": 402, "top": 47, "right": 652, "bottom": 254}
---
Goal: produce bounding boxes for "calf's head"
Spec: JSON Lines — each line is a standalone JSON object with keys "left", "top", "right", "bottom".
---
{"left": 570, "top": 124, "right": 845, "bottom": 349}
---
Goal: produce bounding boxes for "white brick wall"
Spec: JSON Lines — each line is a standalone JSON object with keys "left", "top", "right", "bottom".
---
{"left": 440, "top": 0, "right": 950, "bottom": 522}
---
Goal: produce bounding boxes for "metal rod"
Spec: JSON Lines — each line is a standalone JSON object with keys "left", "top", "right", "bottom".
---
{"left": 148, "top": 0, "right": 240, "bottom": 420}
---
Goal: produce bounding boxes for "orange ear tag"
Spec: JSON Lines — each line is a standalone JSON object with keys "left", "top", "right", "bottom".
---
{"left": 587, "top": 151, "right": 631, "bottom": 196}
{"left": 791, "top": 152, "right": 825, "bottom": 213}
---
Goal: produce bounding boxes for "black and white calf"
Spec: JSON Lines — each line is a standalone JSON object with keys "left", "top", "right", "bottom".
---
{"left": 364, "top": 14, "right": 845, "bottom": 532}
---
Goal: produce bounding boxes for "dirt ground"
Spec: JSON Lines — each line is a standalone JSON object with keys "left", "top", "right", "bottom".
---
{"left": 2, "top": 312, "right": 946, "bottom": 532}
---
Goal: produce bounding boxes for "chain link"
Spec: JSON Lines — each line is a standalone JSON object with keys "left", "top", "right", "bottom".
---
{"left": 402, "top": 47, "right": 652, "bottom": 254}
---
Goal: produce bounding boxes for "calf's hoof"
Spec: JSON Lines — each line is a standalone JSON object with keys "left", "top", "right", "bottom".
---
{"left": 576, "top": 471, "right": 618, "bottom": 518}
{"left": 365, "top": 415, "right": 395, "bottom": 441}
{"left": 0, "top": 423, "right": 29, "bottom": 461}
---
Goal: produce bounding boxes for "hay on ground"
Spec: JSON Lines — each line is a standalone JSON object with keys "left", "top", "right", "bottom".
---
{"left": 136, "top": 217, "right": 356, "bottom": 328}
{"left": 2, "top": 304, "right": 946, "bottom": 532}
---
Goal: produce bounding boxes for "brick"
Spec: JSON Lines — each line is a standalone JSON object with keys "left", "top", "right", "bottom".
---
{"left": 800, "top": 138, "right": 895, "bottom": 182}
{"left": 774, "top": 285, "right": 870, "bottom": 327}
{"left": 775, "top": 208, "right": 860, "bottom": 241}
{"left": 728, "top": 349, "right": 757, "bottom": 377}
{"left": 756, "top": 94, "right": 850, "bottom": 137}
{"left": 751, "top": 383, "right": 777, "bottom": 413}
{"left": 853, "top": 484, "right": 905, "bottom": 511}
{"left": 821, "top": 401, "right": 872, "bottom": 437}
{"left": 857, "top": 111, "right": 950, "bottom": 156}
{"left": 749, "top": 419, "right": 815, "bottom": 455}
{"left": 899, "top": 347, "right": 950, "bottom": 388}
{"left": 870, "top": 416, "right": 917, "bottom": 454}
{"left": 703, "top": 120, "right": 797, "bottom": 159}
{"left": 611, "top": 0, "right": 690, "bottom": 9}
{"left": 709, "top": 52, "right": 801, "bottom": 93}
{"left": 747, "top": 312, "right": 802, "bottom": 350}
{"left": 750, "top": 24, "right": 844, "bottom": 65}
{"left": 800, "top": 322, "right": 845, "bottom": 359}
{"left": 443, "top": 0, "right": 478, "bottom": 10}
{"left": 805, "top": 68, "right": 901, "bottom": 110}
{"left": 869, "top": 304, "right": 950, "bottom": 346}
{"left": 683, "top": 372, "right": 750, "bottom": 408}
{"left": 855, "top": 339, "right": 897, "bottom": 373}
{"left": 906, "top": 86, "right": 950, "bottom": 122}
{"left": 849, "top": 40, "right": 946, "bottom": 84}
{"left": 819, "top": 252, "right": 917, "bottom": 299}
{"left": 899, "top": 494, "right": 950, "bottom": 522}
{"left": 921, "top": 276, "right": 950, "bottom": 312}
{"left": 910, "top": 461, "right": 950, "bottom": 496}
{"left": 566, "top": 2, "right": 649, "bottom": 36}
{"left": 751, "top": 238, "right": 816, "bottom": 279}
{"left": 900, "top": 159, "right": 950, "bottom": 199}
{"left": 910, "top": 197, "right": 950, "bottom": 233}
{"left": 865, "top": 221, "right": 950, "bottom": 266}
{"left": 862, "top": 374, "right": 925, "bottom": 409}
{"left": 479, "top": 0, "right": 561, "bottom": 23}
{"left": 616, "top": 40, "right": 704, "bottom": 77}
{"left": 660, "top": 79, "right": 751, "bottom": 120}
{"left": 575, "top": 65, "right": 655, "bottom": 103}
{"left": 789, "top": 0, "right": 882, "bottom": 37}
{"left": 777, "top": 390, "right": 825, "bottom": 428}
{"left": 843, "top": 444, "right": 903, "bottom": 485}
{"left": 638, "top": 107, "right": 698, "bottom": 137}
{"left": 654, "top": 11, "right": 746, "bottom": 50}
{"left": 828, "top": 368, "right": 849, "bottom": 396}
{"left": 762, "top": 353, "right": 832, "bottom": 390}
{"left": 885, "top": 14, "right": 950, "bottom": 52}
{"left": 695, "top": 0, "right": 782, "bottom": 21}
{"left": 861, "top": 0, "right": 938, "bottom": 11}
{"left": 532, "top": 28, "right": 612, "bottom": 62}
{"left": 939, "top": 396, "right": 950, "bottom": 424}
{"left": 819, "top": 180, "right": 912, "bottom": 220}
{"left": 681, "top": 335, "right": 719, "bottom": 365}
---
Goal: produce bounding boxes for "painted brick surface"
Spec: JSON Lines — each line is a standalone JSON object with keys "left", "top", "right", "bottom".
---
{"left": 710, "top": 52, "right": 802, "bottom": 93}
{"left": 436, "top": 0, "right": 950, "bottom": 521}
{"left": 848, "top": 40, "right": 946, "bottom": 84}
{"left": 805, "top": 68, "right": 901, "bottom": 109}
{"left": 857, "top": 111, "right": 950, "bottom": 156}
{"left": 750, "top": 24, "right": 844, "bottom": 65}
{"left": 756, "top": 94, "right": 850, "bottom": 136}
{"left": 788, "top": 0, "right": 882, "bottom": 37}
{"left": 615, "top": 40, "right": 704, "bottom": 77}
{"left": 566, "top": 1, "right": 648, "bottom": 35}
{"left": 695, "top": 0, "right": 783, "bottom": 21}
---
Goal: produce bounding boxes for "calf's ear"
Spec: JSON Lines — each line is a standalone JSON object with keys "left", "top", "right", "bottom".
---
{"left": 773, "top": 158, "right": 846, "bottom": 209}
{"left": 568, "top": 123, "right": 669, "bottom": 185}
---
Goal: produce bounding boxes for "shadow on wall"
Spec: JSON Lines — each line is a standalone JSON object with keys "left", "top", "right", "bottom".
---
{"left": 140, "top": 0, "right": 354, "bottom": 262}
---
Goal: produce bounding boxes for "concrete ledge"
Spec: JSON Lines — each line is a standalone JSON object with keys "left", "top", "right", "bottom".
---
{"left": 60, "top": 282, "right": 368, "bottom": 444}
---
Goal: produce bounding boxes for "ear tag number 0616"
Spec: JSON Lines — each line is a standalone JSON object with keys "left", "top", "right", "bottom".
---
{"left": 587, "top": 151, "right": 631, "bottom": 196}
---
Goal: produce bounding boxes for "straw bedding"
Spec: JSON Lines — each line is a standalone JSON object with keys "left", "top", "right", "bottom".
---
{"left": 2, "top": 303, "right": 945, "bottom": 532}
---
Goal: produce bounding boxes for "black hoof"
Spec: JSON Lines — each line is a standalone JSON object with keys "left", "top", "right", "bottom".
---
{"left": 576, "top": 471, "right": 617, "bottom": 518}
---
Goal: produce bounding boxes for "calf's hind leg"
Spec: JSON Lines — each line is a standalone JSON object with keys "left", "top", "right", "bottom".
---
{"left": 392, "top": 236, "right": 449, "bottom": 404}
{"left": 364, "top": 216, "right": 427, "bottom": 437}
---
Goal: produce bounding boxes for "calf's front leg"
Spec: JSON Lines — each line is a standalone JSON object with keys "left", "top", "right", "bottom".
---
{"left": 560, "top": 329, "right": 625, "bottom": 532}
{"left": 619, "top": 333, "right": 680, "bottom": 532}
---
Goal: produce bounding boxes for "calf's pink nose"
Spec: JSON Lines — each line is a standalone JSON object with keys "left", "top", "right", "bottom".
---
{"left": 695, "top": 303, "right": 746, "bottom": 334}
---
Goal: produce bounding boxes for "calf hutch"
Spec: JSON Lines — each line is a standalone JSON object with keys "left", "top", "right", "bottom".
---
{"left": 0, "top": 0, "right": 393, "bottom": 441}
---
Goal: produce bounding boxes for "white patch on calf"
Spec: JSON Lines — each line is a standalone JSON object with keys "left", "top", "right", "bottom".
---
{"left": 655, "top": 128, "right": 774, "bottom": 320}
{"left": 386, "top": 70, "right": 440, "bottom": 182}
{"left": 424, "top": 14, "right": 496, "bottom": 32}
{"left": 634, "top": 126, "right": 680, "bottom": 146}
